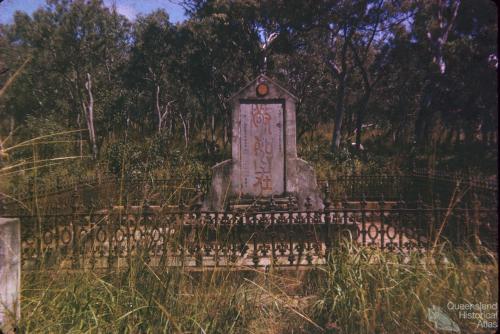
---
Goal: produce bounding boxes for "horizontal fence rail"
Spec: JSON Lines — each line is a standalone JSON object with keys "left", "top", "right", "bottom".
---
{"left": 412, "top": 168, "right": 497, "bottom": 190}
{"left": 19, "top": 200, "right": 497, "bottom": 270}
{"left": 3, "top": 169, "right": 496, "bottom": 215}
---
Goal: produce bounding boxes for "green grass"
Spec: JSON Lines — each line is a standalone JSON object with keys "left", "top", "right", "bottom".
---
{"left": 19, "top": 242, "right": 498, "bottom": 334}
{"left": 308, "top": 243, "right": 498, "bottom": 333}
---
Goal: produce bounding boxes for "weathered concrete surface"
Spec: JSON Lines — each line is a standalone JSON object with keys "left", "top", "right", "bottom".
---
{"left": 204, "top": 74, "right": 323, "bottom": 210}
{"left": 0, "top": 218, "right": 20, "bottom": 331}
{"left": 289, "top": 158, "right": 324, "bottom": 210}
{"left": 203, "top": 159, "right": 233, "bottom": 210}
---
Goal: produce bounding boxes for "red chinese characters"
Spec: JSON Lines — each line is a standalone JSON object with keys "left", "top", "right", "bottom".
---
{"left": 251, "top": 104, "right": 274, "bottom": 193}
{"left": 252, "top": 104, "right": 271, "bottom": 134}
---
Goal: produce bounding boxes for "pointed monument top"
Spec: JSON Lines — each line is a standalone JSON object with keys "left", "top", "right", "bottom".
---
{"left": 230, "top": 74, "right": 298, "bottom": 102}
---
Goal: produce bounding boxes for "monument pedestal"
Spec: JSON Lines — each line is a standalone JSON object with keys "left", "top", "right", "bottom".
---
{"left": 203, "top": 75, "right": 323, "bottom": 211}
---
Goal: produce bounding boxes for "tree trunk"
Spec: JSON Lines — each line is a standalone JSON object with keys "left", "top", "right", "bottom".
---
{"left": 211, "top": 113, "right": 215, "bottom": 143}
{"left": 83, "top": 73, "right": 98, "bottom": 160}
{"left": 355, "top": 89, "right": 371, "bottom": 149}
{"left": 427, "top": 0, "right": 461, "bottom": 74}
{"left": 223, "top": 114, "right": 229, "bottom": 148}
{"left": 179, "top": 113, "right": 189, "bottom": 148}
{"left": 156, "top": 85, "right": 162, "bottom": 133}
{"left": 332, "top": 75, "right": 346, "bottom": 151}
{"left": 77, "top": 113, "right": 83, "bottom": 158}
{"left": 415, "top": 80, "right": 433, "bottom": 147}
{"left": 329, "top": 26, "right": 352, "bottom": 152}
{"left": 156, "top": 85, "right": 173, "bottom": 133}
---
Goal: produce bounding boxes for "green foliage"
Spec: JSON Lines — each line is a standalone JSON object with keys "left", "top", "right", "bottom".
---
{"left": 19, "top": 115, "right": 74, "bottom": 159}
{"left": 298, "top": 133, "right": 399, "bottom": 178}
{"left": 105, "top": 133, "right": 211, "bottom": 180}
{"left": 0, "top": 0, "right": 497, "bottom": 176}
{"left": 105, "top": 135, "right": 169, "bottom": 178}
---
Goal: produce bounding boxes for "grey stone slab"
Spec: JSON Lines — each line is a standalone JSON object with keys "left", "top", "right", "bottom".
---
{"left": 203, "top": 159, "right": 232, "bottom": 210}
{"left": 204, "top": 74, "right": 323, "bottom": 210}
{"left": 239, "top": 103, "right": 285, "bottom": 196}
{"left": 0, "top": 218, "right": 20, "bottom": 331}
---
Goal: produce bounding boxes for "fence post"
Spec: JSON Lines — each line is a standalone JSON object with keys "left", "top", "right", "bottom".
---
{"left": 322, "top": 182, "right": 332, "bottom": 259}
{"left": 415, "top": 194, "right": 425, "bottom": 250}
{"left": 71, "top": 187, "right": 81, "bottom": 269}
{"left": 0, "top": 217, "right": 20, "bottom": 332}
{"left": 360, "top": 194, "right": 367, "bottom": 247}
{"left": 397, "top": 195, "right": 406, "bottom": 250}
{"left": 379, "top": 194, "right": 385, "bottom": 251}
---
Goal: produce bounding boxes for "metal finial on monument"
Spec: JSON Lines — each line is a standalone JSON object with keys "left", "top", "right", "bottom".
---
{"left": 262, "top": 55, "right": 268, "bottom": 75}
{"left": 259, "top": 31, "right": 279, "bottom": 74}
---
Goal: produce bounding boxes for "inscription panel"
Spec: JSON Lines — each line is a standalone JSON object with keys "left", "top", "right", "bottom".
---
{"left": 240, "top": 103, "right": 284, "bottom": 196}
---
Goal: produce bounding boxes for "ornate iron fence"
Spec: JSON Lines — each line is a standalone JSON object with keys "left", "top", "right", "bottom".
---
{"left": 17, "top": 196, "right": 497, "bottom": 270}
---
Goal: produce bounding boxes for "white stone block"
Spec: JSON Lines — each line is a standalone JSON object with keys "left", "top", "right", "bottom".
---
{"left": 0, "top": 218, "right": 20, "bottom": 330}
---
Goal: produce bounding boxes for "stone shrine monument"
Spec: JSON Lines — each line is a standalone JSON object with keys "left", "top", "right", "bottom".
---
{"left": 204, "top": 74, "right": 323, "bottom": 210}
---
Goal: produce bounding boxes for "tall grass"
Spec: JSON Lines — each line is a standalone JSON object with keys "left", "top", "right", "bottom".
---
{"left": 21, "top": 264, "right": 310, "bottom": 333}
{"left": 20, "top": 242, "right": 498, "bottom": 333}
{"left": 307, "top": 242, "right": 498, "bottom": 334}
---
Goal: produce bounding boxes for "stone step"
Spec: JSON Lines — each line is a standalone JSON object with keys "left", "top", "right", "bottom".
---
{"left": 228, "top": 195, "right": 299, "bottom": 211}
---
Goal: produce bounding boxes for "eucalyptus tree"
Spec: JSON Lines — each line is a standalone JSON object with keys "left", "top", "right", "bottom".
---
{"left": 245, "top": 0, "right": 415, "bottom": 151}
{"left": 345, "top": 1, "right": 416, "bottom": 149}
{"left": 412, "top": 0, "right": 461, "bottom": 147}
{"left": 410, "top": 0, "right": 496, "bottom": 151}
{"left": 181, "top": 1, "right": 261, "bottom": 148}
{"left": 4, "top": 0, "right": 131, "bottom": 159}
{"left": 127, "top": 10, "right": 179, "bottom": 135}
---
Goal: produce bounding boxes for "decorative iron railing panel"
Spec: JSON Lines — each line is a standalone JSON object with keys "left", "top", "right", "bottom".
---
{"left": 19, "top": 203, "right": 497, "bottom": 270}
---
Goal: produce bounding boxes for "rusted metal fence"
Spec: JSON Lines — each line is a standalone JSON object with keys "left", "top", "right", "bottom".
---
{"left": 1, "top": 169, "right": 496, "bottom": 269}
{"left": 16, "top": 195, "right": 497, "bottom": 270}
